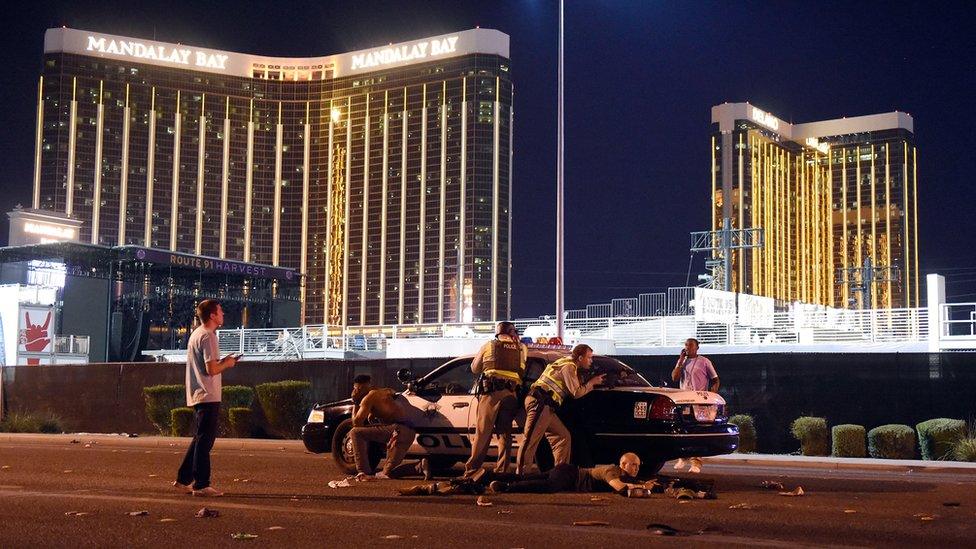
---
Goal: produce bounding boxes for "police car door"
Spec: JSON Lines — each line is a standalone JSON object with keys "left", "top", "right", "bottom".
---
{"left": 402, "top": 358, "right": 478, "bottom": 458}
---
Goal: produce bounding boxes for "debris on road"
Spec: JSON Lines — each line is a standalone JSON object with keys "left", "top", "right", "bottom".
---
{"left": 913, "top": 513, "right": 937, "bottom": 521}
{"left": 1, "top": 465, "right": 10, "bottom": 470}
{"left": 729, "top": 503, "right": 759, "bottom": 510}
{"left": 64, "top": 511, "right": 91, "bottom": 516}
{"left": 328, "top": 478, "right": 352, "bottom": 488}
{"left": 195, "top": 508, "right": 220, "bottom": 518}
{"left": 760, "top": 480, "right": 785, "bottom": 490}
{"left": 159, "top": 518, "right": 177, "bottom": 522}
{"left": 231, "top": 533, "right": 258, "bottom": 540}
{"left": 69, "top": 439, "right": 80, "bottom": 444}
{"left": 382, "top": 535, "right": 404, "bottom": 539}
{"left": 125, "top": 510, "right": 149, "bottom": 516}
{"left": 148, "top": 474, "right": 157, "bottom": 478}
{"left": 476, "top": 496, "right": 493, "bottom": 507}
{"left": 844, "top": 509, "right": 857, "bottom": 514}
{"left": 498, "top": 510, "right": 513, "bottom": 514}
{"left": 267, "top": 526, "right": 285, "bottom": 531}
{"left": 942, "top": 502, "right": 961, "bottom": 507}
{"left": 646, "top": 523, "right": 679, "bottom": 536}
{"left": 572, "top": 520, "right": 610, "bottom": 527}
{"left": 62, "top": 470, "right": 73, "bottom": 474}
{"left": 590, "top": 496, "right": 609, "bottom": 502}
{"left": 779, "top": 486, "right": 805, "bottom": 497}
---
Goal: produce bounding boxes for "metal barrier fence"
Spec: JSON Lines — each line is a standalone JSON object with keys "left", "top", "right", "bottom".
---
{"left": 941, "top": 302, "right": 976, "bottom": 338}
{"left": 216, "top": 307, "right": 930, "bottom": 357}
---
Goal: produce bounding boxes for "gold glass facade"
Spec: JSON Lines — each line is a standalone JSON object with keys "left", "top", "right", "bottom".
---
{"left": 33, "top": 29, "right": 513, "bottom": 326}
{"left": 712, "top": 113, "right": 919, "bottom": 309}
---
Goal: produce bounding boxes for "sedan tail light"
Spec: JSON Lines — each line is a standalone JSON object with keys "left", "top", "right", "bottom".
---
{"left": 649, "top": 397, "right": 676, "bottom": 420}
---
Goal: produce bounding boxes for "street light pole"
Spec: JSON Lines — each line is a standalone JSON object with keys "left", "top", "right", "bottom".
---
{"left": 555, "top": 0, "right": 565, "bottom": 340}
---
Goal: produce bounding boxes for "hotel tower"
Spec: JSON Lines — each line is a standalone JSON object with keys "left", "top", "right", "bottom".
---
{"left": 33, "top": 27, "right": 513, "bottom": 325}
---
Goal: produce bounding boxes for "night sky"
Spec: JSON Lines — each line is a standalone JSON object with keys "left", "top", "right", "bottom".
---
{"left": 2, "top": 1, "right": 974, "bottom": 318}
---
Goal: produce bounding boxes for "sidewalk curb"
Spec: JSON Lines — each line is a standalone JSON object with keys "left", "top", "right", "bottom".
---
{"left": 704, "top": 453, "right": 976, "bottom": 474}
{"left": 5, "top": 433, "right": 976, "bottom": 473}
{"left": 0, "top": 433, "right": 306, "bottom": 452}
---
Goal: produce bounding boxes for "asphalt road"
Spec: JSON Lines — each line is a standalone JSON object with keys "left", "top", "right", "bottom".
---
{"left": 0, "top": 436, "right": 973, "bottom": 548}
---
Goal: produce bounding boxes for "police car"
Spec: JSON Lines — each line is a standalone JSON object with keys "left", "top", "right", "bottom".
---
{"left": 301, "top": 347, "right": 739, "bottom": 475}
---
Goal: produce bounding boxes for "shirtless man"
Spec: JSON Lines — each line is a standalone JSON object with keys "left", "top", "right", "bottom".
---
{"left": 349, "top": 374, "right": 427, "bottom": 479}
{"left": 486, "top": 452, "right": 653, "bottom": 495}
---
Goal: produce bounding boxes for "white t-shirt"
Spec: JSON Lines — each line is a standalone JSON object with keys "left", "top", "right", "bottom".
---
{"left": 186, "top": 325, "right": 221, "bottom": 406}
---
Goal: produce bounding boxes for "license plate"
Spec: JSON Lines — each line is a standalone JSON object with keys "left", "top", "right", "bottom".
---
{"left": 633, "top": 401, "right": 648, "bottom": 419}
{"left": 693, "top": 405, "right": 716, "bottom": 422}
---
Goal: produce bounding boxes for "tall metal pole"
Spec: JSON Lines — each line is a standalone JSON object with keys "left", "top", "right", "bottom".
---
{"left": 555, "top": 0, "right": 565, "bottom": 339}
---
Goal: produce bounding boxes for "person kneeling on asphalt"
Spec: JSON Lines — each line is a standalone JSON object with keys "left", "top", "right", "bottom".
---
{"left": 349, "top": 375, "right": 429, "bottom": 480}
{"left": 516, "top": 344, "right": 605, "bottom": 474}
{"left": 487, "top": 452, "right": 652, "bottom": 495}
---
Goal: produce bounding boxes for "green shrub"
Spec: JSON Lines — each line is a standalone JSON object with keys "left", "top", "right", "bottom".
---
{"left": 728, "top": 414, "right": 757, "bottom": 453}
{"left": 868, "top": 424, "right": 916, "bottom": 459}
{"left": 255, "top": 380, "right": 312, "bottom": 439}
{"left": 832, "top": 424, "right": 866, "bottom": 458}
{"left": 0, "top": 411, "right": 64, "bottom": 433}
{"left": 228, "top": 407, "right": 254, "bottom": 438}
{"left": 170, "top": 407, "right": 195, "bottom": 437}
{"left": 791, "top": 416, "right": 829, "bottom": 456}
{"left": 143, "top": 385, "right": 184, "bottom": 435}
{"left": 953, "top": 439, "right": 976, "bottom": 462}
{"left": 219, "top": 385, "right": 255, "bottom": 436}
{"left": 916, "top": 418, "right": 967, "bottom": 461}
{"left": 223, "top": 385, "right": 255, "bottom": 409}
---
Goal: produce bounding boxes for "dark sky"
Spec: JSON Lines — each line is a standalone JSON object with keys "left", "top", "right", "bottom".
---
{"left": 2, "top": 0, "right": 975, "bottom": 318}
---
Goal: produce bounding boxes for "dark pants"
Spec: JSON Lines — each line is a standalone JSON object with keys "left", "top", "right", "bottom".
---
{"left": 491, "top": 463, "right": 579, "bottom": 493}
{"left": 176, "top": 402, "right": 220, "bottom": 490}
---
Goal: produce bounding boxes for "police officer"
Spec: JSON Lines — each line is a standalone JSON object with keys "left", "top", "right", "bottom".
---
{"left": 463, "top": 321, "right": 527, "bottom": 478}
{"left": 515, "top": 344, "right": 605, "bottom": 474}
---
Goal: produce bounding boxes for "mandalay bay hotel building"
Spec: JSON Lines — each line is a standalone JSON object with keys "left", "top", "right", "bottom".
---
{"left": 32, "top": 27, "right": 513, "bottom": 326}
{"left": 711, "top": 103, "right": 919, "bottom": 310}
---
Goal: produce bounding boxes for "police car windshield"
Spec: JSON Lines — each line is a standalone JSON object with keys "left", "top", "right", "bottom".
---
{"left": 588, "top": 357, "right": 652, "bottom": 388}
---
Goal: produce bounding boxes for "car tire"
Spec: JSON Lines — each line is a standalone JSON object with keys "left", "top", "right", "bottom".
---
{"left": 331, "top": 418, "right": 381, "bottom": 475}
{"left": 640, "top": 460, "right": 665, "bottom": 477}
{"left": 428, "top": 456, "right": 459, "bottom": 473}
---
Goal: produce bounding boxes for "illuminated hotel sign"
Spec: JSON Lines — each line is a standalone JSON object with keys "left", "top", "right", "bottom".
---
{"left": 24, "top": 222, "right": 76, "bottom": 241}
{"left": 7, "top": 209, "right": 83, "bottom": 246}
{"left": 351, "top": 36, "right": 459, "bottom": 70}
{"left": 85, "top": 36, "right": 229, "bottom": 70}
{"left": 751, "top": 107, "right": 781, "bottom": 131}
{"left": 46, "top": 28, "right": 508, "bottom": 79}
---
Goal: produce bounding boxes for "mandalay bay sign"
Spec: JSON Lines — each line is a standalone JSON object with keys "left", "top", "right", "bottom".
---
{"left": 85, "top": 36, "right": 230, "bottom": 69}
{"left": 350, "top": 36, "right": 459, "bottom": 70}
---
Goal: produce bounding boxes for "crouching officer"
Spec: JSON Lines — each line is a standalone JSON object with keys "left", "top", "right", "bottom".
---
{"left": 515, "top": 344, "right": 605, "bottom": 474}
{"left": 463, "top": 321, "right": 527, "bottom": 478}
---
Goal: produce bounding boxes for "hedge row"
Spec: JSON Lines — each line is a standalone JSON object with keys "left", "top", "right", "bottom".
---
{"left": 787, "top": 416, "right": 973, "bottom": 460}
{"left": 143, "top": 381, "right": 311, "bottom": 439}
{"left": 734, "top": 414, "right": 974, "bottom": 461}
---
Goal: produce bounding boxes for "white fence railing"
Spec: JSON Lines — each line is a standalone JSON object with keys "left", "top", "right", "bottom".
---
{"left": 216, "top": 307, "right": 931, "bottom": 358}
{"left": 941, "top": 303, "right": 976, "bottom": 339}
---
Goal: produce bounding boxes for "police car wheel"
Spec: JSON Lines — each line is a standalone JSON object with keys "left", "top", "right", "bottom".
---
{"left": 331, "top": 418, "right": 381, "bottom": 475}
{"left": 640, "top": 460, "right": 665, "bottom": 477}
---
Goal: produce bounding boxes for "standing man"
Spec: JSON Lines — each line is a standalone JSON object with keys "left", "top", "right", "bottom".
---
{"left": 349, "top": 374, "right": 428, "bottom": 479}
{"left": 174, "top": 299, "right": 238, "bottom": 497}
{"left": 515, "top": 344, "right": 605, "bottom": 474}
{"left": 671, "top": 337, "right": 719, "bottom": 473}
{"left": 463, "top": 321, "right": 527, "bottom": 478}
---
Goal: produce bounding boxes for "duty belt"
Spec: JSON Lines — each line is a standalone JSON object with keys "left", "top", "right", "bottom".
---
{"left": 481, "top": 376, "right": 518, "bottom": 393}
{"left": 529, "top": 386, "right": 559, "bottom": 407}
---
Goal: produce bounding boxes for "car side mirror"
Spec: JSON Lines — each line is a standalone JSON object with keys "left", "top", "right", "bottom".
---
{"left": 396, "top": 368, "right": 415, "bottom": 385}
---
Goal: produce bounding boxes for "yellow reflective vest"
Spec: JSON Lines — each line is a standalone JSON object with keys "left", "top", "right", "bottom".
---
{"left": 531, "top": 356, "right": 578, "bottom": 405}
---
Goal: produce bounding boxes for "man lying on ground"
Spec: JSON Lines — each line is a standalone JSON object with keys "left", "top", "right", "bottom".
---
{"left": 483, "top": 452, "right": 653, "bottom": 494}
